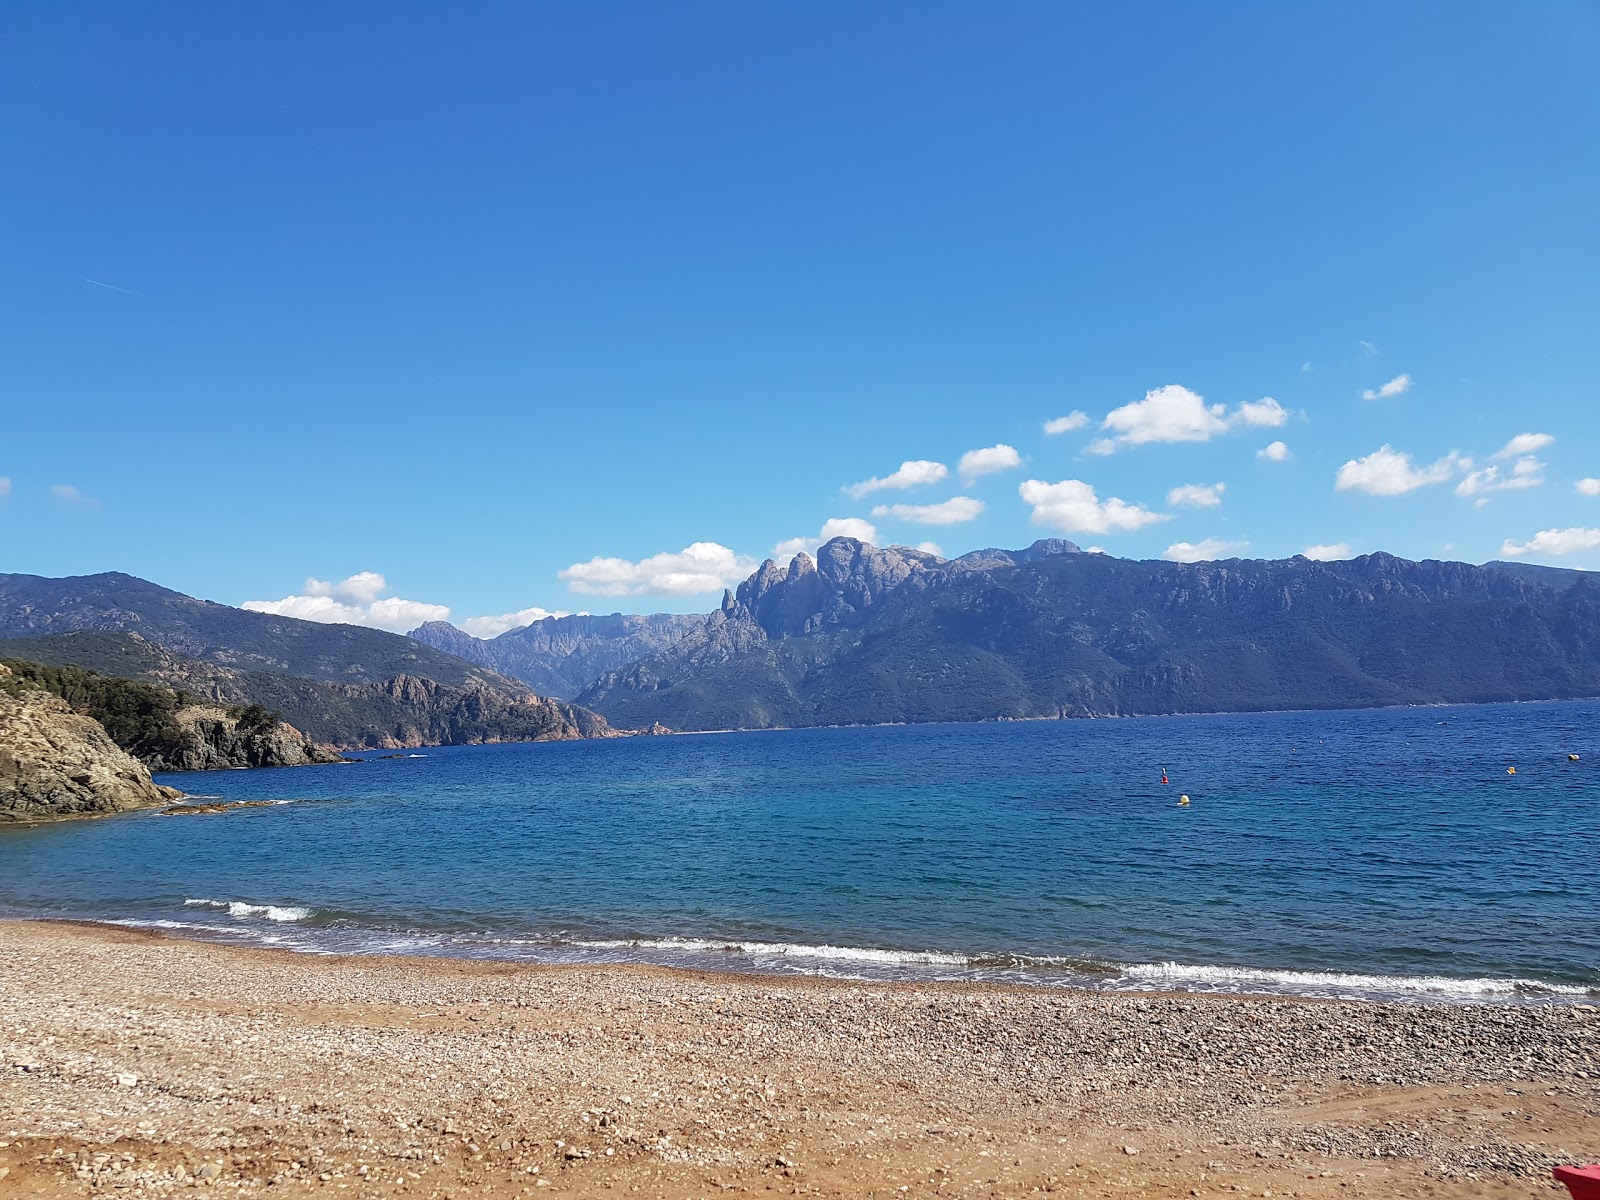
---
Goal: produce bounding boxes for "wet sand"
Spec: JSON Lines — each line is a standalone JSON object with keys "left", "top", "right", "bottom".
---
{"left": 0, "top": 921, "right": 1594, "bottom": 1198}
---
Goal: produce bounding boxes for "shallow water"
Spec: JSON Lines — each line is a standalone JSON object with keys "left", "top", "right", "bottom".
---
{"left": 2, "top": 702, "right": 1596, "bottom": 1003}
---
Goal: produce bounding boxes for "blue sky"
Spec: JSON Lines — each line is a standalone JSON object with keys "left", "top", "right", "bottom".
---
{"left": 4, "top": 2, "right": 1598, "bottom": 634}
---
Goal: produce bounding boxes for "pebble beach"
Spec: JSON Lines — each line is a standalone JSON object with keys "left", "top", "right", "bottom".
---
{"left": 0, "top": 921, "right": 1596, "bottom": 1198}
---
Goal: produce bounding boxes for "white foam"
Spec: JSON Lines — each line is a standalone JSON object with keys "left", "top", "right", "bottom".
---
{"left": 572, "top": 936, "right": 969, "bottom": 966}
{"left": 1122, "top": 961, "right": 1590, "bottom": 997}
{"left": 183, "top": 898, "right": 313, "bottom": 923}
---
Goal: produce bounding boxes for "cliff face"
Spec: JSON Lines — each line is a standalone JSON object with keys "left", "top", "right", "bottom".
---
{"left": 0, "top": 665, "right": 180, "bottom": 821}
{"left": 146, "top": 707, "right": 347, "bottom": 772}
{"left": 0, "top": 635, "right": 612, "bottom": 752}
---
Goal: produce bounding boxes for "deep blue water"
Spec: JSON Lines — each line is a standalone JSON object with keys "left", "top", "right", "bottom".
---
{"left": 2, "top": 702, "right": 1597, "bottom": 1003}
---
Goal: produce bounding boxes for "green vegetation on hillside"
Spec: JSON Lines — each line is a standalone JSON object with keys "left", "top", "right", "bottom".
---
{"left": 0, "top": 658, "right": 194, "bottom": 763}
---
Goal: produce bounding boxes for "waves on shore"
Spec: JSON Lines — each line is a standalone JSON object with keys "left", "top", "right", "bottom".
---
{"left": 61, "top": 902, "right": 1593, "bottom": 1005}
{"left": 182, "top": 898, "right": 315, "bottom": 922}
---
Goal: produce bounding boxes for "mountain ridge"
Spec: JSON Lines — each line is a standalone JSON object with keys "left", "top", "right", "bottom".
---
{"left": 574, "top": 539, "right": 1600, "bottom": 730}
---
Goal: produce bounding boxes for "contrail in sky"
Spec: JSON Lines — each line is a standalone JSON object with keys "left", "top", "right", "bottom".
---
{"left": 84, "top": 278, "right": 135, "bottom": 293}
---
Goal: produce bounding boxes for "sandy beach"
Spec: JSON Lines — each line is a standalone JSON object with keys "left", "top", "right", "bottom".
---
{"left": 0, "top": 922, "right": 1594, "bottom": 1199}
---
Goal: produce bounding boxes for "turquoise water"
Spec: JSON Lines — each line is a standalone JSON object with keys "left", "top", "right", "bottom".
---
{"left": 2, "top": 702, "right": 1596, "bottom": 1003}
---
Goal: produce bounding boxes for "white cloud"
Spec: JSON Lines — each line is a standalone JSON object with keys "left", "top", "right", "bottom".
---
{"left": 1361, "top": 373, "right": 1412, "bottom": 400}
{"left": 49, "top": 483, "right": 99, "bottom": 507}
{"left": 1501, "top": 528, "right": 1600, "bottom": 557}
{"left": 1166, "top": 482, "right": 1225, "bottom": 508}
{"left": 306, "top": 571, "right": 387, "bottom": 604}
{"left": 772, "top": 537, "right": 814, "bottom": 559}
{"left": 1456, "top": 457, "right": 1545, "bottom": 497}
{"left": 1302, "top": 542, "right": 1353, "bottom": 561}
{"left": 243, "top": 572, "right": 452, "bottom": 634}
{"left": 559, "top": 542, "right": 758, "bottom": 597}
{"left": 1493, "top": 432, "right": 1554, "bottom": 459}
{"left": 461, "top": 606, "right": 571, "bottom": 639}
{"left": 1334, "top": 445, "right": 1459, "bottom": 496}
{"left": 1359, "top": 340, "right": 1377, "bottom": 357}
{"left": 772, "top": 518, "right": 881, "bottom": 561}
{"left": 0, "top": 477, "right": 10, "bottom": 498}
{"left": 1042, "top": 411, "right": 1089, "bottom": 435}
{"left": 1100, "top": 385, "right": 1228, "bottom": 447}
{"left": 957, "top": 444, "right": 1022, "bottom": 482}
{"left": 915, "top": 541, "right": 943, "bottom": 556}
{"left": 1257, "top": 440, "right": 1291, "bottom": 462}
{"left": 1093, "top": 385, "right": 1287, "bottom": 452}
{"left": 1164, "top": 539, "right": 1247, "bottom": 563}
{"left": 1234, "top": 397, "right": 1289, "bottom": 428}
{"left": 1019, "top": 478, "right": 1168, "bottom": 535}
{"left": 1578, "top": 478, "right": 1600, "bottom": 496}
{"left": 845, "top": 460, "right": 947, "bottom": 499}
{"left": 870, "top": 496, "right": 984, "bottom": 525}
{"left": 1299, "top": 362, "right": 1313, "bottom": 374}
{"left": 820, "top": 516, "right": 877, "bottom": 544}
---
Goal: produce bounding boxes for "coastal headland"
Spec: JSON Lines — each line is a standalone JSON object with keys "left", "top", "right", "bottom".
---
{"left": 0, "top": 922, "right": 1593, "bottom": 1198}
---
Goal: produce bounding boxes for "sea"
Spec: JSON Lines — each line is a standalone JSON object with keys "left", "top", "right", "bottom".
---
{"left": 2, "top": 701, "right": 1596, "bottom": 1005}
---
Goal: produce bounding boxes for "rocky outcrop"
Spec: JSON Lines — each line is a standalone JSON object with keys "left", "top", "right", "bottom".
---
{"left": 144, "top": 707, "right": 347, "bottom": 772}
{"left": 0, "top": 664, "right": 181, "bottom": 821}
{"left": 0, "top": 633, "right": 615, "bottom": 753}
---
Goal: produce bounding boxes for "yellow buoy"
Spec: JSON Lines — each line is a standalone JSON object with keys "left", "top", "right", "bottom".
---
{"left": 1570, "top": 754, "right": 1581, "bottom": 762}
{"left": 1507, "top": 766, "right": 1516, "bottom": 775}
{"left": 1178, "top": 794, "right": 1191, "bottom": 806}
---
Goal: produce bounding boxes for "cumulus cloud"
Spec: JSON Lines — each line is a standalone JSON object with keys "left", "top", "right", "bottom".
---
{"left": 870, "top": 496, "right": 984, "bottom": 525}
{"left": 243, "top": 572, "right": 452, "bottom": 633}
{"left": 1501, "top": 528, "right": 1600, "bottom": 557}
{"left": 1579, "top": 478, "right": 1600, "bottom": 496}
{"left": 1042, "top": 412, "right": 1089, "bottom": 435}
{"left": 1092, "top": 385, "right": 1287, "bottom": 452}
{"left": 1019, "top": 479, "right": 1168, "bottom": 535}
{"left": 821, "top": 516, "right": 878, "bottom": 544}
{"left": 1334, "top": 445, "right": 1459, "bottom": 496}
{"left": 1257, "top": 440, "right": 1291, "bottom": 462}
{"left": 957, "top": 444, "right": 1022, "bottom": 482}
{"left": 915, "top": 541, "right": 943, "bottom": 556}
{"left": 1493, "top": 432, "right": 1555, "bottom": 459}
{"left": 1166, "top": 482, "right": 1225, "bottom": 508}
{"left": 1361, "top": 373, "right": 1412, "bottom": 400}
{"left": 1164, "top": 539, "right": 1247, "bottom": 563}
{"left": 1234, "top": 397, "right": 1289, "bottom": 428}
{"left": 774, "top": 518, "right": 881, "bottom": 560}
{"left": 49, "top": 483, "right": 99, "bottom": 507}
{"left": 1302, "top": 543, "right": 1353, "bottom": 561}
{"left": 461, "top": 606, "right": 572, "bottom": 639}
{"left": 845, "top": 460, "right": 947, "bottom": 499}
{"left": 1456, "top": 456, "right": 1545, "bottom": 498}
{"left": 559, "top": 542, "right": 758, "bottom": 597}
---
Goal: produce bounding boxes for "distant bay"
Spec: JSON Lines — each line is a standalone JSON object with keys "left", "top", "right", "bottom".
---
{"left": 1, "top": 701, "right": 1595, "bottom": 1004}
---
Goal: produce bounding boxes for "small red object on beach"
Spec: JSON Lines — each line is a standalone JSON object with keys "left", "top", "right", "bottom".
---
{"left": 1555, "top": 1164, "right": 1600, "bottom": 1199}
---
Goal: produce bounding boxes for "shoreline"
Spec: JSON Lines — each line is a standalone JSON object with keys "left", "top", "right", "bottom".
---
{"left": 32, "top": 911, "right": 1592, "bottom": 1009}
{"left": 1, "top": 920, "right": 1595, "bottom": 1198}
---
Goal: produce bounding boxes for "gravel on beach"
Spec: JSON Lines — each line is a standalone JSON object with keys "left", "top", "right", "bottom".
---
{"left": 1, "top": 921, "right": 1595, "bottom": 1198}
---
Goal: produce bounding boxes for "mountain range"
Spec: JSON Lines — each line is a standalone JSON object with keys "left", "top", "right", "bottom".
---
{"left": 4, "top": 545, "right": 1595, "bottom": 748}
{"left": 566, "top": 538, "right": 1600, "bottom": 730}
{"left": 0, "top": 573, "right": 609, "bottom": 749}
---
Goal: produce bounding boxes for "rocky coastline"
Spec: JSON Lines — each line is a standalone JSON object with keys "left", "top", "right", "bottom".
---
{"left": 0, "top": 665, "right": 182, "bottom": 822}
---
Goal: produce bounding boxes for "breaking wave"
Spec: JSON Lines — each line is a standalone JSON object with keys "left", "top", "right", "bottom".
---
{"left": 183, "top": 898, "right": 314, "bottom": 923}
